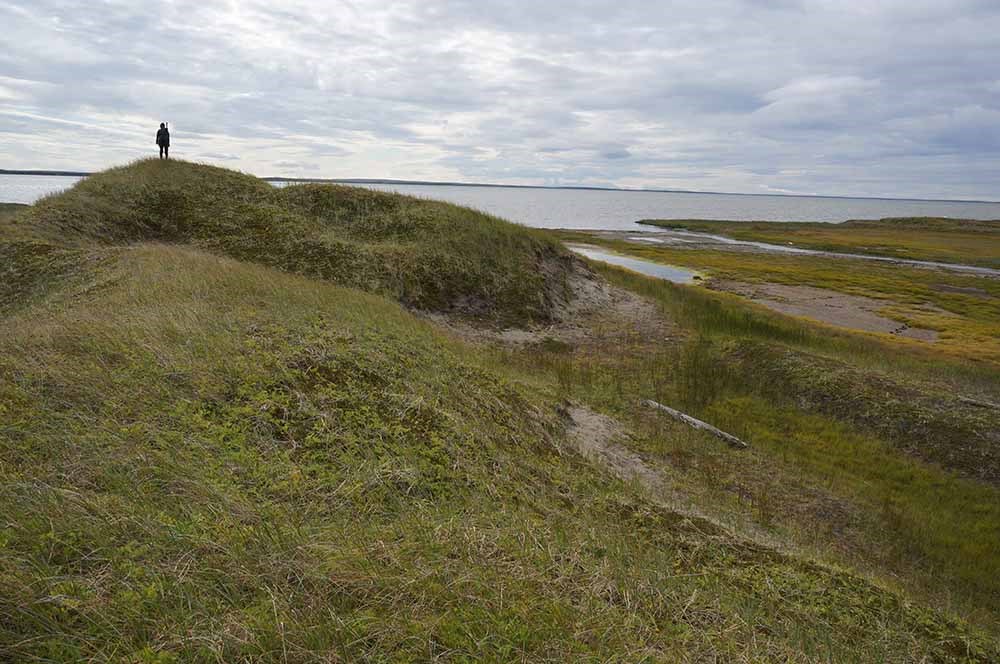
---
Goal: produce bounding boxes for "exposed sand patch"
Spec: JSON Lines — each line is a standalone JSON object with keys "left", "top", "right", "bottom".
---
{"left": 709, "top": 280, "right": 938, "bottom": 341}
{"left": 427, "top": 261, "right": 678, "bottom": 351}
{"left": 562, "top": 405, "right": 664, "bottom": 490}
{"left": 561, "top": 404, "right": 866, "bottom": 555}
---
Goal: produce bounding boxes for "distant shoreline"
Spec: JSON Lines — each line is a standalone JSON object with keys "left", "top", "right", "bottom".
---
{"left": 1, "top": 168, "right": 998, "bottom": 205}
{"left": 0, "top": 169, "right": 92, "bottom": 177}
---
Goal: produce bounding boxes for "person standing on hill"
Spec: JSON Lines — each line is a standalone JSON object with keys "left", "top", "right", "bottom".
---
{"left": 156, "top": 122, "right": 170, "bottom": 159}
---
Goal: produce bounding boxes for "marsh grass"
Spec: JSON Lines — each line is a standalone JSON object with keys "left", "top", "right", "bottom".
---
{"left": 640, "top": 217, "right": 1000, "bottom": 268}
{"left": 560, "top": 231, "right": 1000, "bottom": 367}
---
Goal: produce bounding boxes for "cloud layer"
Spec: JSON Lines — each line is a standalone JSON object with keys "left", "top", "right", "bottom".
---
{"left": 2, "top": 0, "right": 999, "bottom": 199}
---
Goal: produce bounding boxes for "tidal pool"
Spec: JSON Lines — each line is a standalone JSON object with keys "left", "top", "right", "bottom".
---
{"left": 567, "top": 244, "right": 700, "bottom": 284}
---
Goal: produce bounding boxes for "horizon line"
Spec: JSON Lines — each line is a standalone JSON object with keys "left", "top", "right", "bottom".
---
{"left": 1, "top": 167, "right": 998, "bottom": 205}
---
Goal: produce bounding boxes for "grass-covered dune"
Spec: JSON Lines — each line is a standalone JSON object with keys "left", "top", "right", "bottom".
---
{"left": 638, "top": 217, "right": 1000, "bottom": 268}
{"left": 6, "top": 159, "right": 572, "bottom": 325}
{"left": 2, "top": 163, "right": 998, "bottom": 661}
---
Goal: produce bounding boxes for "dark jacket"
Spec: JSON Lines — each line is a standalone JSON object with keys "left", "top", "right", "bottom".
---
{"left": 156, "top": 127, "right": 170, "bottom": 147}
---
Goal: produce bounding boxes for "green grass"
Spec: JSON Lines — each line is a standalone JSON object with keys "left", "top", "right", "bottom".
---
{"left": 639, "top": 217, "right": 1000, "bottom": 268}
{"left": 6, "top": 245, "right": 995, "bottom": 661}
{"left": 2, "top": 161, "right": 998, "bottom": 661}
{"left": 578, "top": 260, "right": 1000, "bottom": 483}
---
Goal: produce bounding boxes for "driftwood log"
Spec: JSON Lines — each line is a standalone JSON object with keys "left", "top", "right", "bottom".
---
{"left": 959, "top": 396, "right": 1000, "bottom": 411}
{"left": 642, "top": 399, "right": 749, "bottom": 449}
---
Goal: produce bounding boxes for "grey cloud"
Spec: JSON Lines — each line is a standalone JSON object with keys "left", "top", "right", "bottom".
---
{"left": 600, "top": 147, "right": 632, "bottom": 160}
{"left": 199, "top": 152, "right": 240, "bottom": 161}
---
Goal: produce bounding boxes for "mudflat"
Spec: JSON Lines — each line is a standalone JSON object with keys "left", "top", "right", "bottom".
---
{"left": 709, "top": 279, "right": 939, "bottom": 340}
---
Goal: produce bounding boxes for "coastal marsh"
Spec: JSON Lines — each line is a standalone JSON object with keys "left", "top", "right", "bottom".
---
{"left": 640, "top": 217, "right": 1000, "bottom": 268}
{"left": 557, "top": 229, "right": 1000, "bottom": 366}
{"left": 491, "top": 259, "right": 1000, "bottom": 632}
{"left": 2, "top": 161, "right": 998, "bottom": 661}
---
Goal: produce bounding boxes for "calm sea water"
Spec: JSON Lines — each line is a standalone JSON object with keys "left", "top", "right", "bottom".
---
{"left": 3, "top": 174, "right": 999, "bottom": 230}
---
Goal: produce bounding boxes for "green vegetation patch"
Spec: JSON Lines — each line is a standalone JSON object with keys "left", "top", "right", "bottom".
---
{"left": 0, "top": 202, "right": 27, "bottom": 223}
{"left": 722, "top": 340, "right": 1000, "bottom": 483}
{"left": 0, "top": 241, "right": 118, "bottom": 316}
{"left": 640, "top": 217, "right": 1000, "bottom": 268}
{"left": 494, "top": 261, "right": 1000, "bottom": 637}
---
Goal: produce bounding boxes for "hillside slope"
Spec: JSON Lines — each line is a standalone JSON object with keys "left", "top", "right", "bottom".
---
{"left": 1, "top": 163, "right": 997, "bottom": 661}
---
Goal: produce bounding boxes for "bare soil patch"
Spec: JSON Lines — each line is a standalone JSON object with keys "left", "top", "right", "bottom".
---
{"left": 709, "top": 279, "right": 938, "bottom": 341}
{"left": 427, "top": 261, "right": 679, "bottom": 352}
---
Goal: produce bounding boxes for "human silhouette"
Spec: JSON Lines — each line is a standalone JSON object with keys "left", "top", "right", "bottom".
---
{"left": 156, "top": 123, "right": 170, "bottom": 159}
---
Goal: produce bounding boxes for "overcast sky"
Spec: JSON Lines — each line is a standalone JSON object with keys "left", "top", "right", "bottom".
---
{"left": 1, "top": 1, "right": 999, "bottom": 199}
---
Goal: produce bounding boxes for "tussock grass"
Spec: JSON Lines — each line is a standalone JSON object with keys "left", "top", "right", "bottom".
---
{"left": 6, "top": 245, "right": 995, "bottom": 660}
{"left": 0, "top": 202, "right": 27, "bottom": 223}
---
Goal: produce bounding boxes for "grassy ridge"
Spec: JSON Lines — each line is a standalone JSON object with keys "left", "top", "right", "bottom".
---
{"left": 0, "top": 203, "right": 27, "bottom": 223}
{"left": 638, "top": 217, "right": 1000, "bottom": 268}
{"left": 8, "top": 159, "right": 572, "bottom": 325}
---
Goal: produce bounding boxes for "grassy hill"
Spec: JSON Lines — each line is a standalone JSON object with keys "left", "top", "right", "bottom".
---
{"left": 1, "top": 161, "right": 998, "bottom": 661}
{"left": 7, "top": 160, "right": 572, "bottom": 325}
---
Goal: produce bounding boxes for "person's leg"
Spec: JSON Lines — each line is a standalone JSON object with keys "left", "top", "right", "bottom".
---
{"left": 159, "top": 146, "right": 163, "bottom": 159}
{"left": 165, "top": 146, "right": 169, "bottom": 159}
